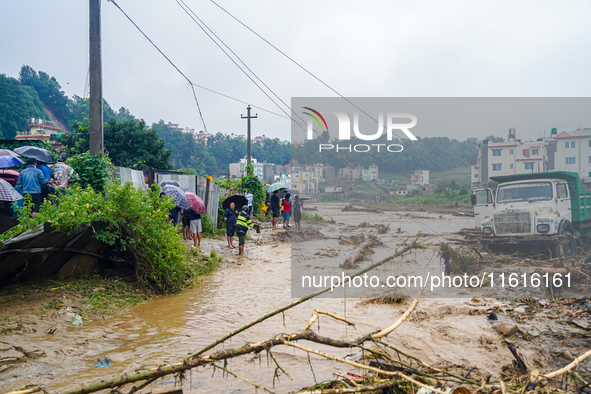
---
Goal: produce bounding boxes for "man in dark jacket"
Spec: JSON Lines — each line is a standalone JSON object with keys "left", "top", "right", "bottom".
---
{"left": 16, "top": 158, "right": 47, "bottom": 217}
{"left": 235, "top": 205, "right": 255, "bottom": 256}
{"left": 223, "top": 202, "right": 238, "bottom": 249}
{"left": 270, "top": 190, "right": 280, "bottom": 230}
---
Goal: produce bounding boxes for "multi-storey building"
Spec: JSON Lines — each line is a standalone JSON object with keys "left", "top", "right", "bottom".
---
{"left": 554, "top": 128, "right": 591, "bottom": 183}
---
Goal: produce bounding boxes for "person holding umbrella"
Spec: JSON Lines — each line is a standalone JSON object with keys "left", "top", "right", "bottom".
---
{"left": 270, "top": 190, "right": 280, "bottom": 230}
{"left": 223, "top": 202, "right": 238, "bottom": 249}
{"left": 15, "top": 158, "right": 47, "bottom": 217}
{"left": 161, "top": 185, "right": 190, "bottom": 224}
{"left": 184, "top": 191, "right": 207, "bottom": 248}
{"left": 189, "top": 208, "right": 202, "bottom": 248}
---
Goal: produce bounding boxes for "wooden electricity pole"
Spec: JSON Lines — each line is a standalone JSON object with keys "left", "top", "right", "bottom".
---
{"left": 241, "top": 105, "right": 257, "bottom": 175}
{"left": 89, "top": 0, "right": 104, "bottom": 156}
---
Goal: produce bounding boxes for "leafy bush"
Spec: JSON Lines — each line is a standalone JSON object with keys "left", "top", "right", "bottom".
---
{"left": 67, "top": 152, "right": 113, "bottom": 192}
{"left": 3, "top": 182, "right": 198, "bottom": 293}
{"left": 242, "top": 175, "right": 265, "bottom": 218}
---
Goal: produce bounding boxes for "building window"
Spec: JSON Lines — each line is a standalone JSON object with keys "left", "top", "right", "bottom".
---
{"left": 531, "top": 149, "right": 539, "bottom": 155}
{"left": 510, "top": 149, "right": 514, "bottom": 155}
{"left": 589, "top": 156, "right": 591, "bottom": 164}
{"left": 492, "top": 150, "right": 501, "bottom": 157}
{"left": 566, "top": 141, "right": 569, "bottom": 148}
{"left": 492, "top": 164, "right": 502, "bottom": 171}
{"left": 510, "top": 164, "right": 514, "bottom": 169}
{"left": 588, "top": 140, "right": 591, "bottom": 147}
{"left": 524, "top": 163, "right": 534, "bottom": 170}
{"left": 474, "top": 174, "right": 478, "bottom": 178}
{"left": 572, "top": 141, "right": 576, "bottom": 148}
{"left": 566, "top": 157, "right": 576, "bottom": 165}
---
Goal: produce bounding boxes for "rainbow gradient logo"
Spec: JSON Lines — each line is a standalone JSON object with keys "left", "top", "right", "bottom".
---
{"left": 303, "top": 107, "right": 328, "bottom": 133}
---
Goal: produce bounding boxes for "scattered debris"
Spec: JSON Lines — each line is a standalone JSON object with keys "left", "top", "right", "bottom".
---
{"left": 342, "top": 204, "right": 382, "bottom": 214}
{"left": 342, "top": 232, "right": 376, "bottom": 269}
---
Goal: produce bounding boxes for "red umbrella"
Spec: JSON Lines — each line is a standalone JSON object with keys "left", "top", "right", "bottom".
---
{"left": 185, "top": 191, "right": 206, "bottom": 214}
{"left": 0, "top": 169, "right": 20, "bottom": 186}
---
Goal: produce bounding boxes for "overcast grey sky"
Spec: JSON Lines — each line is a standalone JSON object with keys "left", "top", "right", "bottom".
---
{"left": 1, "top": 0, "right": 590, "bottom": 141}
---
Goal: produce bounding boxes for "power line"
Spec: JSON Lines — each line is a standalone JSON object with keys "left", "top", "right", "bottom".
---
{"left": 108, "top": 0, "right": 208, "bottom": 131}
{"left": 209, "top": 0, "right": 469, "bottom": 187}
{"left": 109, "top": 0, "right": 448, "bottom": 238}
{"left": 175, "top": 0, "right": 444, "bottom": 236}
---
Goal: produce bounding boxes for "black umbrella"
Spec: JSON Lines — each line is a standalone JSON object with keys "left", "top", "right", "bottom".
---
{"left": 13, "top": 146, "right": 55, "bottom": 163}
{"left": 223, "top": 195, "right": 248, "bottom": 210}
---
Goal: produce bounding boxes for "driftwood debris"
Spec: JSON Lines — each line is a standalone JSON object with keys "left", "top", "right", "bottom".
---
{"left": 10, "top": 233, "right": 591, "bottom": 394}
{"left": 341, "top": 232, "right": 374, "bottom": 269}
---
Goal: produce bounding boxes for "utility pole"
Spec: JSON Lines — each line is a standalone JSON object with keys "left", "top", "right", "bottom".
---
{"left": 89, "top": 0, "right": 104, "bottom": 156}
{"left": 241, "top": 105, "right": 257, "bottom": 175}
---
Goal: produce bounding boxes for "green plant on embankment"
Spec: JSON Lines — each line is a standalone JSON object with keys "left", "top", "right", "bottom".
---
{"left": 2, "top": 181, "right": 212, "bottom": 293}
{"left": 301, "top": 212, "right": 325, "bottom": 222}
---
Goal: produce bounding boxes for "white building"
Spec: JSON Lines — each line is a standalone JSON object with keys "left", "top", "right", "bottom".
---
{"left": 411, "top": 170, "right": 429, "bottom": 186}
{"left": 471, "top": 129, "right": 551, "bottom": 188}
{"left": 554, "top": 128, "right": 591, "bottom": 182}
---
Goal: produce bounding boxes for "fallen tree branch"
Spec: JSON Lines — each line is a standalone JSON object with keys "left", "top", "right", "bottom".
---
{"left": 211, "top": 362, "right": 276, "bottom": 393}
{"left": 342, "top": 232, "right": 372, "bottom": 268}
{"left": 543, "top": 348, "right": 591, "bottom": 379}
{"left": 282, "top": 340, "right": 446, "bottom": 394}
{"left": 371, "top": 288, "right": 423, "bottom": 339}
{"left": 23, "top": 236, "right": 425, "bottom": 394}
{"left": 185, "top": 235, "right": 422, "bottom": 360}
{"left": 298, "top": 380, "right": 399, "bottom": 393}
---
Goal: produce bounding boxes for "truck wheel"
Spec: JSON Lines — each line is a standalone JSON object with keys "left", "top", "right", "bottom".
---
{"left": 555, "top": 230, "right": 577, "bottom": 257}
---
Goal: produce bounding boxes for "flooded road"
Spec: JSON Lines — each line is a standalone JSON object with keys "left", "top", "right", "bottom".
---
{"left": 3, "top": 204, "right": 520, "bottom": 393}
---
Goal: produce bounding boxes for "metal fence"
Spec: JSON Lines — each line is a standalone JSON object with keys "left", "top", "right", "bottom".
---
{"left": 114, "top": 167, "right": 225, "bottom": 227}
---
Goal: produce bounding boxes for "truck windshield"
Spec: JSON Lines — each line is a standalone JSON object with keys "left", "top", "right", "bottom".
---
{"left": 497, "top": 182, "right": 553, "bottom": 203}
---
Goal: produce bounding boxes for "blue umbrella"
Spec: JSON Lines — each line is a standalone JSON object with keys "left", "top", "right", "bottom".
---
{"left": 0, "top": 155, "right": 24, "bottom": 168}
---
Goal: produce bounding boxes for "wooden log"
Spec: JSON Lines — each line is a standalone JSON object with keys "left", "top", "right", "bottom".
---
{"left": 342, "top": 233, "right": 372, "bottom": 269}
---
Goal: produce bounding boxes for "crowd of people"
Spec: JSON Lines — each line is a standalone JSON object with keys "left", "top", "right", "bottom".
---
{"left": 269, "top": 190, "right": 304, "bottom": 230}
{"left": 165, "top": 188, "right": 304, "bottom": 257}
{"left": 1, "top": 155, "right": 73, "bottom": 218}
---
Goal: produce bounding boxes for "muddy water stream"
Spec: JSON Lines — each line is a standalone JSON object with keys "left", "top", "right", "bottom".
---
{"left": 5, "top": 204, "right": 516, "bottom": 393}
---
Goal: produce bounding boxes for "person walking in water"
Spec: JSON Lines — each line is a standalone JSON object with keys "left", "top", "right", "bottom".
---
{"left": 223, "top": 202, "right": 238, "bottom": 249}
{"left": 235, "top": 205, "right": 255, "bottom": 256}
{"left": 292, "top": 195, "right": 303, "bottom": 231}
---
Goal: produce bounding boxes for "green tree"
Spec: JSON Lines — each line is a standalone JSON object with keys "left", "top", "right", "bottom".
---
{"left": 0, "top": 73, "right": 46, "bottom": 138}
{"left": 70, "top": 95, "right": 118, "bottom": 127}
{"left": 63, "top": 119, "right": 172, "bottom": 170}
{"left": 19, "top": 65, "right": 72, "bottom": 128}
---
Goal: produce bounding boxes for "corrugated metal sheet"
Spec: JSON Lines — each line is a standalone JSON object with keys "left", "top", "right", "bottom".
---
{"left": 0, "top": 222, "right": 115, "bottom": 285}
{"left": 115, "top": 166, "right": 146, "bottom": 189}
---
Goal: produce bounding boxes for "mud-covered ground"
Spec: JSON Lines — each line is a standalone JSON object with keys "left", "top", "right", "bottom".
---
{"left": 2, "top": 203, "right": 591, "bottom": 392}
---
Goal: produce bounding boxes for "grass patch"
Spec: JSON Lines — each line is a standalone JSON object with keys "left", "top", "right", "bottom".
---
{"left": 302, "top": 212, "right": 325, "bottom": 222}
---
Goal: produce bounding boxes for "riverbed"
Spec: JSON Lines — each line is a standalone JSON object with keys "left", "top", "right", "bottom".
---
{"left": 1, "top": 203, "right": 548, "bottom": 392}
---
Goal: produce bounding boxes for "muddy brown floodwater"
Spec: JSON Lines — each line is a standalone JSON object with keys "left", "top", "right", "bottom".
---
{"left": 1, "top": 203, "right": 567, "bottom": 392}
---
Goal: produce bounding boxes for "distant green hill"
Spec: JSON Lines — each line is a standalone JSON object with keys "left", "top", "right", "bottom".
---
{"left": 0, "top": 73, "right": 47, "bottom": 139}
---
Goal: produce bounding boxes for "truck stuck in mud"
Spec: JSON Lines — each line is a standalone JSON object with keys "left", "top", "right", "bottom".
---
{"left": 473, "top": 171, "right": 591, "bottom": 257}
